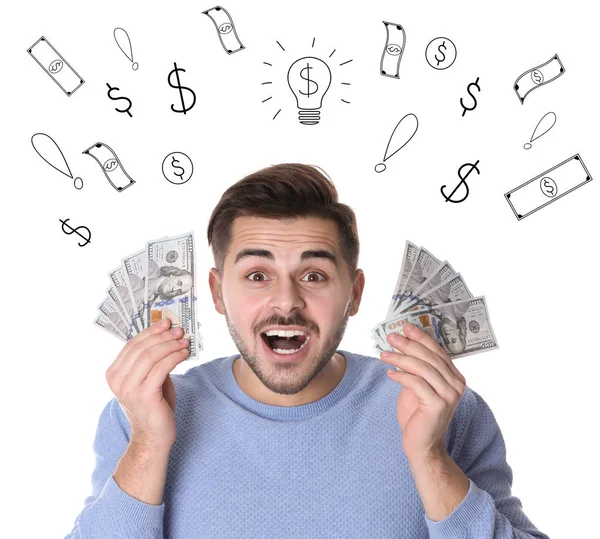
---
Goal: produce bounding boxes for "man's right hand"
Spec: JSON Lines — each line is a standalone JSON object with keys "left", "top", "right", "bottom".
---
{"left": 105, "top": 318, "right": 190, "bottom": 451}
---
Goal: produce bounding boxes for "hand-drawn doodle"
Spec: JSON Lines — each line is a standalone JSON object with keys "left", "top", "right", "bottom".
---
{"left": 514, "top": 54, "right": 565, "bottom": 104}
{"left": 504, "top": 154, "right": 593, "bottom": 220}
{"left": 106, "top": 83, "right": 133, "bottom": 117}
{"left": 375, "top": 113, "right": 418, "bottom": 173}
{"left": 380, "top": 21, "right": 406, "bottom": 78}
{"left": 113, "top": 27, "right": 139, "bottom": 70}
{"left": 82, "top": 142, "right": 136, "bottom": 192}
{"left": 425, "top": 37, "right": 457, "bottom": 70}
{"left": 202, "top": 6, "right": 245, "bottom": 54}
{"left": 441, "top": 160, "right": 480, "bottom": 203}
{"left": 59, "top": 218, "right": 91, "bottom": 247}
{"left": 31, "top": 133, "right": 83, "bottom": 189}
{"left": 162, "top": 152, "right": 194, "bottom": 184}
{"left": 460, "top": 77, "right": 480, "bottom": 117}
{"left": 27, "top": 36, "right": 85, "bottom": 96}
{"left": 524, "top": 112, "right": 556, "bottom": 149}
{"left": 262, "top": 38, "right": 352, "bottom": 122}
{"left": 168, "top": 62, "right": 196, "bottom": 114}
{"left": 288, "top": 57, "right": 332, "bottom": 125}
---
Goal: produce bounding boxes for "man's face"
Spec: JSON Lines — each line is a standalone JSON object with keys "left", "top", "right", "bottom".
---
{"left": 158, "top": 273, "right": 193, "bottom": 298}
{"left": 210, "top": 216, "right": 364, "bottom": 396}
{"left": 440, "top": 316, "right": 465, "bottom": 355}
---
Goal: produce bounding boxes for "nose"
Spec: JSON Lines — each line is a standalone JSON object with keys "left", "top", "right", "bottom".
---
{"left": 267, "top": 276, "right": 306, "bottom": 315}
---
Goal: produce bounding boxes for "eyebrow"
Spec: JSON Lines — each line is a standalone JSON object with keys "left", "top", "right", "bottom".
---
{"left": 234, "top": 248, "right": 338, "bottom": 268}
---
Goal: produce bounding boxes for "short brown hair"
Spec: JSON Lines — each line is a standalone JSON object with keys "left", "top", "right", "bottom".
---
{"left": 207, "top": 163, "right": 359, "bottom": 280}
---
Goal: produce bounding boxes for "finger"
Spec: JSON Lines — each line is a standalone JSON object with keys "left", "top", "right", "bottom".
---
{"left": 108, "top": 324, "right": 182, "bottom": 383}
{"left": 382, "top": 353, "right": 457, "bottom": 402}
{"left": 386, "top": 369, "right": 441, "bottom": 404}
{"left": 120, "top": 337, "right": 189, "bottom": 393}
{"left": 398, "top": 323, "right": 466, "bottom": 384}
{"left": 144, "top": 346, "right": 190, "bottom": 390}
{"left": 386, "top": 332, "right": 457, "bottom": 388}
{"left": 108, "top": 318, "right": 172, "bottom": 376}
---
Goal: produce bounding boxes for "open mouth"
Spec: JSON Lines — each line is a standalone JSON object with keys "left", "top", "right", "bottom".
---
{"left": 260, "top": 331, "right": 311, "bottom": 356}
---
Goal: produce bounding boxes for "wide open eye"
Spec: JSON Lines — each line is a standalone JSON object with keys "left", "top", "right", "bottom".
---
{"left": 247, "top": 271, "right": 268, "bottom": 281}
{"left": 301, "top": 272, "right": 326, "bottom": 282}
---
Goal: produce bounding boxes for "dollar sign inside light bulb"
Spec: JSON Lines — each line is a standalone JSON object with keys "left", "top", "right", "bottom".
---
{"left": 287, "top": 56, "right": 332, "bottom": 125}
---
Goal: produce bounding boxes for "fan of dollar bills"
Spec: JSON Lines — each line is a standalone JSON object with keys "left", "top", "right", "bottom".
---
{"left": 93, "top": 231, "right": 203, "bottom": 359}
{"left": 372, "top": 241, "right": 498, "bottom": 369}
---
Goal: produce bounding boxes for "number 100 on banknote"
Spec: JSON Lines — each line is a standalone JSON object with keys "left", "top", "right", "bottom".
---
{"left": 504, "top": 154, "right": 593, "bottom": 221}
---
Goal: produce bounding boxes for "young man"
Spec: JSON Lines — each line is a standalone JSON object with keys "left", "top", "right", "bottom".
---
{"left": 65, "top": 163, "right": 549, "bottom": 538}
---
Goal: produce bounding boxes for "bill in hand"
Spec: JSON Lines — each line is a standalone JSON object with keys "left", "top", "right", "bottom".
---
{"left": 373, "top": 241, "right": 498, "bottom": 369}
{"left": 93, "top": 231, "right": 203, "bottom": 359}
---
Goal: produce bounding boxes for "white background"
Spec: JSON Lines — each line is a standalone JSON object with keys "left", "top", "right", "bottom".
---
{"left": 2, "top": 0, "right": 598, "bottom": 537}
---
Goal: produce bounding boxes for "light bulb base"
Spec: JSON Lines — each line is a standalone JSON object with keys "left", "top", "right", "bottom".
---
{"left": 298, "top": 109, "right": 321, "bottom": 125}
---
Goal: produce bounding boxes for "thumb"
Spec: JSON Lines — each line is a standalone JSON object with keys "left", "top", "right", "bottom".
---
{"left": 162, "top": 374, "right": 176, "bottom": 413}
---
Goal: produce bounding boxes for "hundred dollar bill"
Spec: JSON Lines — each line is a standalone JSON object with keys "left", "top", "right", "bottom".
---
{"left": 98, "top": 293, "right": 134, "bottom": 340}
{"left": 122, "top": 248, "right": 149, "bottom": 329}
{"left": 378, "top": 296, "right": 498, "bottom": 369}
{"left": 109, "top": 264, "right": 142, "bottom": 334}
{"left": 505, "top": 153, "right": 593, "bottom": 220}
{"left": 108, "top": 284, "right": 138, "bottom": 337}
{"left": 203, "top": 6, "right": 245, "bottom": 54}
{"left": 380, "top": 21, "right": 406, "bottom": 78}
{"left": 94, "top": 313, "right": 127, "bottom": 342}
{"left": 390, "top": 246, "right": 442, "bottom": 315}
{"left": 386, "top": 240, "right": 418, "bottom": 319}
{"left": 395, "top": 260, "right": 456, "bottom": 315}
{"left": 145, "top": 231, "right": 201, "bottom": 358}
{"left": 82, "top": 142, "right": 136, "bottom": 192}
{"left": 400, "top": 273, "right": 474, "bottom": 315}
{"left": 27, "top": 36, "right": 85, "bottom": 96}
{"left": 513, "top": 53, "right": 565, "bottom": 104}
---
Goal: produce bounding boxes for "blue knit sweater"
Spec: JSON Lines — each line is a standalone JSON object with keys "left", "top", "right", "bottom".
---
{"left": 65, "top": 350, "right": 550, "bottom": 538}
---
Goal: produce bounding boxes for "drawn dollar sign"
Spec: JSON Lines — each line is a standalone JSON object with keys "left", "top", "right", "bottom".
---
{"left": 441, "top": 160, "right": 480, "bottom": 203}
{"left": 106, "top": 83, "right": 133, "bottom": 117}
{"left": 171, "top": 156, "right": 185, "bottom": 180}
{"left": 168, "top": 62, "right": 197, "bottom": 114}
{"left": 59, "top": 218, "right": 91, "bottom": 247}
{"left": 540, "top": 177, "right": 557, "bottom": 197}
{"left": 460, "top": 77, "right": 481, "bottom": 117}
{"left": 299, "top": 63, "right": 319, "bottom": 97}
{"left": 531, "top": 70, "right": 544, "bottom": 84}
{"left": 435, "top": 41, "right": 447, "bottom": 66}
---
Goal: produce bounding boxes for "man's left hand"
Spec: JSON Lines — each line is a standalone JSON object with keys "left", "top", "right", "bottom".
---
{"left": 380, "top": 322, "right": 467, "bottom": 463}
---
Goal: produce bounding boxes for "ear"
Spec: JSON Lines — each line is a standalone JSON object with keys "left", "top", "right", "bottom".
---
{"left": 208, "top": 267, "right": 225, "bottom": 315}
{"left": 350, "top": 269, "right": 365, "bottom": 316}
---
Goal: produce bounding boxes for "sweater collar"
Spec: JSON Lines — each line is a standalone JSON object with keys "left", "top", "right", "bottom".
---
{"left": 218, "top": 350, "right": 359, "bottom": 421}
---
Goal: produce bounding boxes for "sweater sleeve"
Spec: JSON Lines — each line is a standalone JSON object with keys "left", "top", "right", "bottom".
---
{"left": 424, "top": 388, "right": 551, "bottom": 539}
{"left": 64, "top": 397, "right": 165, "bottom": 539}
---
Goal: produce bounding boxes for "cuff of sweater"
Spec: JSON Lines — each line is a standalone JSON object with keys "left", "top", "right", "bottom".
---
{"left": 100, "top": 474, "right": 165, "bottom": 528}
{"left": 424, "top": 478, "right": 491, "bottom": 538}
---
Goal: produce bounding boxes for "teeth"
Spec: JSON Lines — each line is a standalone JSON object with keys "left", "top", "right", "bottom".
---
{"left": 271, "top": 336, "right": 311, "bottom": 355}
{"left": 264, "top": 329, "right": 308, "bottom": 337}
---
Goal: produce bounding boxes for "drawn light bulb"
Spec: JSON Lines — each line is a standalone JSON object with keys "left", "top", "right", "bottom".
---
{"left": 287, "top": 56, "right": 332, "bottom": 125}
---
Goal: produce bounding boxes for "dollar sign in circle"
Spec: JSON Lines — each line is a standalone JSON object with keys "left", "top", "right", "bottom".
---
{"left": 49, "top": 59, "right": 63, "bottom": 73}
{"left": 168, "top": 62, "right": 197, "bottom": 114}
{"left": 59, "top": 218, "right": 91, "bottom": 247}
{"left": 460, "top": 77, "right": 481, "bottom": 117}
{"left": 540, "top": 177, "right": 557, "bottom": 197}
{"left": 299, "top": 63, "right": 319, "bottom": 97}
{"left": 162, "top": 152, "right": 193, "bottom": 185}
{"left": 435, "top": 41, "right": 447, "bottom": 65}
{"left": 106, "top": 83, "right": 133, "bottom": 117}
{"left": 425, "top": 37, "right": 457, "bottom": 70}
{"left": 387, "top": 44, "right": 402, "bottom": 55}
{"left": 441, "top": 160, "right": 480, "bottom": 203}
{"left": 531, "top": 70, "right": 544, "bottom": 85}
